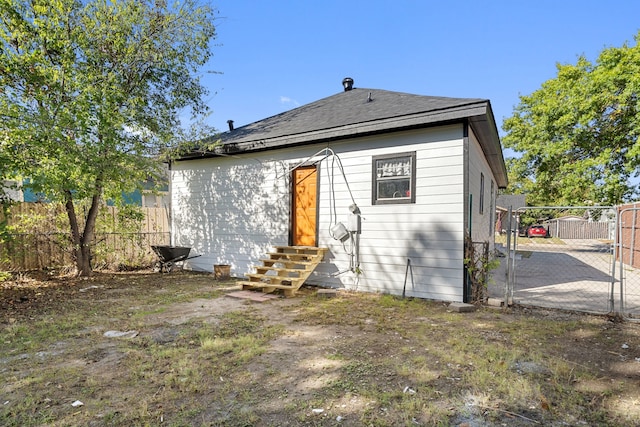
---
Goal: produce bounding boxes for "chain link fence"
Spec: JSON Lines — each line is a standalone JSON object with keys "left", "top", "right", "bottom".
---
{"left": 616, "top": 206, "right": 640, "bottom": 316}
{"left": 490, "top": 206, "right": 640, "bottom": 319}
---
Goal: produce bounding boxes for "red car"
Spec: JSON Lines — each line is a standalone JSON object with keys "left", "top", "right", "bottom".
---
{"left": 525, "top": 225, "right": 549, "bottom": 238}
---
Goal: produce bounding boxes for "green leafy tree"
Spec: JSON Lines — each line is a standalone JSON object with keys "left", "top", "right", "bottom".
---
{"left": 0, "top": 0, "right": 216, "bottom": 275}
{"left": 502, "top": 32, "right": 640, "bottom": 206}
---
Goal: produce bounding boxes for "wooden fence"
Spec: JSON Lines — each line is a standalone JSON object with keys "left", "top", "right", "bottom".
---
{"left": 0, "top": 203, "right": 170, "bottom": 271}
{"left": 545, "top": 219, "right": 611, "bottom": 240}
{"left": 618, "top": 203, "right": 640, "bottom": 269}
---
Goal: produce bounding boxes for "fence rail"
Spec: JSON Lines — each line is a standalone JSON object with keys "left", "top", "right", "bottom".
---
{"left": 0, "top": 203, "right": 170, "bottom": 271}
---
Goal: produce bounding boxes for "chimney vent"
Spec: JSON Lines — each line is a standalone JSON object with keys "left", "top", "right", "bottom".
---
{"left": 227, "top": 120, "right": 234, "bottom": 131}
{"left": 342, "top": 77, "right": 354, "bottom": 92}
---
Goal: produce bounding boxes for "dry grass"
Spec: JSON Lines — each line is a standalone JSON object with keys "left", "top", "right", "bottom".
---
{"left": 495, "top": 234, "right": 566, "bottom": 246}
{"left": 1, "top": 270, "right": 639, "bottom": 426}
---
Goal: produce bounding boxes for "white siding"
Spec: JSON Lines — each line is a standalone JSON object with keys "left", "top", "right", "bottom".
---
{"left": 171, "top": 151, "right": 296, "bottom": 272}
{"left": 312, "top": 126, "right": 465, "bottom": 301}
{"left": 468, "top": 127, "right": 498, "bottom": 250}
{"left": 171, "top": 125, "right": 467, "bottom": 302}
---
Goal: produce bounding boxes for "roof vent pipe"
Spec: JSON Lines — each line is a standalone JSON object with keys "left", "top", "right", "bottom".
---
{"left": 227, "top": 120, "right": 234, "bottom": 131}
{"left": 342, "top": 77, "right": 354, "bottom": 92}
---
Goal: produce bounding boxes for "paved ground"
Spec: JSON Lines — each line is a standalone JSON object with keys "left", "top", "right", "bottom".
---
{"left": 490, "top": 239, "right": 640, "bottom": 316}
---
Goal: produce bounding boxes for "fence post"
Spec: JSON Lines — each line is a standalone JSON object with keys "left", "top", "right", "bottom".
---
{"left": 617, "top": 207, "right": 628, "bottom": 315}
{"left": 631, "top": 209, "right": 637, "bottom": 267}
{"left": 505, "top": 206, "right": 513, "bottom": 306}
{"left": 482, "top": 241, "right": 489, "bottom": 301}
{"left": 610, "top": 208, "right": 619, "bottom": 313}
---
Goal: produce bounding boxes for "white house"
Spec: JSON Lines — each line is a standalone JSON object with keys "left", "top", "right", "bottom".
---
{"left": 170, "top": 78, "right": 508, "bottom": 302}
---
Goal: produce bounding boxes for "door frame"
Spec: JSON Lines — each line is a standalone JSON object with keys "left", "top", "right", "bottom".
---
{"left": 289, "top": 164, "right": 320, "bottom": 246}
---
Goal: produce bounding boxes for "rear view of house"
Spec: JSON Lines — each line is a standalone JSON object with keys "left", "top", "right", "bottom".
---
{"left": 170, "top": 78, "right": 508, "bottom": 302}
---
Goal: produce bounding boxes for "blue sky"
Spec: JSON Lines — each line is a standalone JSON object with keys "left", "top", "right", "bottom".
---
{"left": 197, "top": 0, "right": 640, "bottom": 140}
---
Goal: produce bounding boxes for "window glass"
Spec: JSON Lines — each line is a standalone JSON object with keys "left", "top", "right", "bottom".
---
{"left": 479, "top": 173, "right": 485, "bottom": 214}
{"left": 372, "top": 152, "right": 416, "bottom": 205}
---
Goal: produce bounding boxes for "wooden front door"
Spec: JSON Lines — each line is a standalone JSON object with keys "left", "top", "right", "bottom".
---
{"left": 292, "top": 166, "right": 318, "bottom": 246}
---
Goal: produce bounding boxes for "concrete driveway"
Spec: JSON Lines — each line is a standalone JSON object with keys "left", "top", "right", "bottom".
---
{"left": 490, "top": 239, "right": 640, "bottom": 316}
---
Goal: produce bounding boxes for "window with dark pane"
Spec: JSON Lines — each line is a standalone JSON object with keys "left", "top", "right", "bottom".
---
{"left": 479, "top": 173, "right": 485, "bottom": 214}
{"left": 372, "top": 152, "right": 416, "bottom": 205}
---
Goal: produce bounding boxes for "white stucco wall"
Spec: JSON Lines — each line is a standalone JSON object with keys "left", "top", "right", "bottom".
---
{"left": 171, "top": 124, "right": 470, "bottom": 301}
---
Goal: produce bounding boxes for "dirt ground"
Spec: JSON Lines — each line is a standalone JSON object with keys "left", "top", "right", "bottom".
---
{"left": 1, "top": 270, "right": 640, "bottom": 426}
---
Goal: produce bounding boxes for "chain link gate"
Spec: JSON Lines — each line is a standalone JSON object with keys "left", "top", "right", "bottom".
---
{"left": 616, "top": 206, "right": 640, "bottom": 318}
{"left": 491, "top": 206, "right": 640, "bottom": 318}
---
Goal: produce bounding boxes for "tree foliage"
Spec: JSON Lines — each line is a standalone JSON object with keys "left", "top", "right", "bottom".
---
{"left": 502, "top": 32, "right": 640, "bottom": 206}
{"left": 0, "top": 0, "right": 217, "bottom": 275}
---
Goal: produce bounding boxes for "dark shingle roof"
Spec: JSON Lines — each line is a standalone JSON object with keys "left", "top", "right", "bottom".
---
{"left": 180, "top": 87, "right": 508, "bottom": 187}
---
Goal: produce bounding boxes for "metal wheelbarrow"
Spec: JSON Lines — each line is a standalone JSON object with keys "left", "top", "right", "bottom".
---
{"left": 151, "top": 245, "right": 201, "bottom": 273}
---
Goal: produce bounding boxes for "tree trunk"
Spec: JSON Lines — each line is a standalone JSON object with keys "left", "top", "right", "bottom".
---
{"left": 64, "top": 192, "right": 83, "bottom": 275}
{"left": 64, "top": 188, "right": 102, "bottom": 277}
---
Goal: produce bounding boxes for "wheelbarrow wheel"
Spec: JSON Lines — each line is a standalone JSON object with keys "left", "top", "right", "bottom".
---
{"left": 164, "top": 262, "right": 174, "bottom": 273}
{"left": 153, "top": 261, "right": 162, "bottom": 273}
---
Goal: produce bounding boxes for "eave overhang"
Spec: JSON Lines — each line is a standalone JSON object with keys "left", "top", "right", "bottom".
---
{"left": 176, "top": 100, "right": 508, "bottom": 189}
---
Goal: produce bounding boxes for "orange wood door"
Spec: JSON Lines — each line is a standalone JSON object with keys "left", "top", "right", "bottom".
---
{"left": 292, "top": 166, "right": 318, "bottom": 246}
